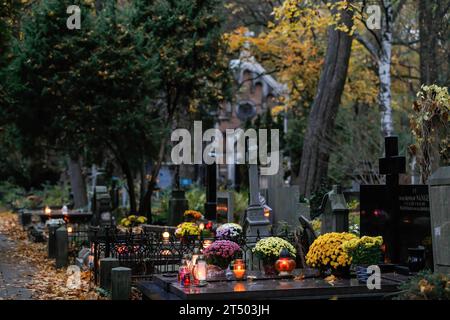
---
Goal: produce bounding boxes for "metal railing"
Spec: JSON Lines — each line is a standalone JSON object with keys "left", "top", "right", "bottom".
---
{"left": 89, "top": 225, "right": 298, "bottom": 283}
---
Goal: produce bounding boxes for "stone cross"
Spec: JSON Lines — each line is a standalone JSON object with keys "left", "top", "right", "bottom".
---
{"left": 379, "top": 136, "right": 406, "bottom": 263}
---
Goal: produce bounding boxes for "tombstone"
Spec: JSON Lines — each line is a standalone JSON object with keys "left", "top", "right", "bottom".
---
{"left": 111, "top": 267, "right": 132, "bottom": 300}
{"left": 360, "top": 136, "right": 432, "bottom": 266}
{"left": 217, "top": 191, "right": 234, "bottom": 223}
{"left": 75, "top": 247, "right": 91, "bottom": 270}
{"left": 244, "top": 163, "right": 271, "bottom": 239}
{"left": 168, "top": 166, "right": 189, "bottom": 226}
{"left": 204, "top": 162, "right": 217, "bottom": 221}
{"left": 99, "top": 257, "right": 120, "bottom": 291}
{"left": 91, "top": 186, "right": 113, "bottom": 226}
{"left": 168, "top": 190, "right": 189, "bottom": 225}
{"left": 262, "top": 167, "right": 305, "bottom": 230}
{"left": 19, "top": 210, "right": 32, "bottom": 227}
{"left": 46, "top": 219, "right": 65, "bottom": 258}
{"left": 428, "top": 167, "right": 450, "bottom": 274}
{"left": 320, "top": 185, "right": 349, "bottom": 234}
{"left": 55, "top": 226, "right": 69, "bottom": 268}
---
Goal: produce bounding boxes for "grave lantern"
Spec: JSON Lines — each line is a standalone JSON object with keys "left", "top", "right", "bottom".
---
{"left": 202, "top": 239, "right": 212, "bottom": 250}
{"left": 194, "top": 255, "right": 207, "bottom": 286}
{"left": 275, "top": 248, "right": 296, "bottom": 276}
{"left": 232, "top": 259, "right": 246, "bottom": 280}
{"left": 44, "top": 206, "right": 52, "bottom": 215}
{"left": 162, "top": 231, "right": 170, "bottom": 244}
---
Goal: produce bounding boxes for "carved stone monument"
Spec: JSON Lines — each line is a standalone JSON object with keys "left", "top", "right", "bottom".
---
{"left": 245, "top": 163, "right": 271, "bottom": 239}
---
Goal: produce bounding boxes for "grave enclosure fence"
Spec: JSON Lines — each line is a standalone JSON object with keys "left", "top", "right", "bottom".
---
{"left": 88, "top": 225, "right": 297, "bottom": 283}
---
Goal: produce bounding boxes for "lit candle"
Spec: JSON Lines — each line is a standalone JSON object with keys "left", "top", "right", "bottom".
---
{"left": 44, "top": 206, "right": 52, "bottom": 215}
{"left": 67, "top": 226, "right": 73, "bottom": 234}
{"left": 195, "top": 256, "right": 207, "bottom": 286}
{"left": 202, "top": 239, "right": 212, "bottom": 249}
{"left": 162, "top": 231, "right": 170, "bottom": 244}
{"left": 233, "top": 259, "right": 246, "bottom": 280}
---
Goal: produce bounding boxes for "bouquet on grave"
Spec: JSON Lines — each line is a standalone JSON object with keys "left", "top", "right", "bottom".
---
{"left": 252, "top": 237, "right": 296, "bottom": 265}
{"left": 306, "top": 232, "right": 357, "bottom": 273}
{"left": 183, "top": 210, "right": 203, "bottom": 221}
{"left": 175, "top": 222, "right": 200, "bottom": 238}
{"left": 343, "top": 236, "right": 383, "bottom": 266}
{"left": 120, "top": 215, "right": 147, "bottom": 227}
{"left": 215, "top": 223, "right": 243, "bottom": 243}
{"left": 203, "top": 240, "right": 241, "bottom": 269}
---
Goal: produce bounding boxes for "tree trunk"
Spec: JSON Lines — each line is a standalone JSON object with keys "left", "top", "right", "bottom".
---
{"left": 298, "top": 1, "right": 354, "bottom": 198}
{"left": 139, "top": 139, "right": 167, "bottom": 221}
{"left": 120, "top": 160, "right": 137, "bottom": 214}
{"left": 68, "top": 156, "right": 88, "bottom": 209}
{"left": 419, "top": 0, "right": 449, "bottom": 86}
{"left": 379, "top": 0, "right": 394, "bottom": 137}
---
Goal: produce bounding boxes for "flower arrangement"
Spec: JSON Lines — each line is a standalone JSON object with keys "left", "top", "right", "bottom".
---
{"left": 410, "top": 85, "right": 450, "bottom": 183}
{"left": 306, "top": 232, "right": 357, "bottom": 272}
{"left": 252, "top": 237, "right": 296, "bottom": 264}
{"left": 120, "top": 215, "right": 147, "bottom": 227}
{"left": 203, "top": 240, "right": 241, "bottom": 269}
{"left": 395, "top": 270, "right": 450, "bottom": 300}
{"left": 183, "top": 210, "right": 203, "bottom": 221}
{"left": 343, "top": 236, "right": 383, "bottom": 266}
{"left": 175, "top": 222, "right": 200, "bottom": 238}
{"left": 215, "top": 223, "right": 243, "bottom": 242}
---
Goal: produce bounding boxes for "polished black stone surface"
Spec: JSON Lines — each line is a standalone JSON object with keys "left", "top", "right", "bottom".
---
{"left": 137, "top": 269, "right": 408, "bottom": 300}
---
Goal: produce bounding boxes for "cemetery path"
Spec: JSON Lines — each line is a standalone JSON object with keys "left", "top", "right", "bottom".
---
{"left": 0, "top": 233, "right": 35, "bottom": 300}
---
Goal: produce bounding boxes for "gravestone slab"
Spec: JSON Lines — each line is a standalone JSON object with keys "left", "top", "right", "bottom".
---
{"left": 428, "top": 166, "right": 450, "bottom": 274}
{"left": 111, "top": 267, "right": 132, "bottom": 300}
{"left": 55, "top": 226, "right": 68, "bottom": 268}
{"left": 245, "top": 164, "right": 270, "bottom": 239}
{"left": 168, "top": 190, "right": 188, "bottom": 226}
{"left": 320, "top": 185, "right": 349, "bottom": 233}
{"left": 99, "top": 258, "right": 120, "bottom": 291}
{"left": 264, "top": 168, "right": 303, "bottom": 230}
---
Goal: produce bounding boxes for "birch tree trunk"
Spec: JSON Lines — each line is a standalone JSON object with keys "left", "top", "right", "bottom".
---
{"left": 378, "top": 0, "right": 394, "bottom": 137}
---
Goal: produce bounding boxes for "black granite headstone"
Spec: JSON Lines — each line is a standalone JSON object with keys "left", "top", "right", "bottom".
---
{"left": 360, "top": 137, "right": 432, "bottom": 267}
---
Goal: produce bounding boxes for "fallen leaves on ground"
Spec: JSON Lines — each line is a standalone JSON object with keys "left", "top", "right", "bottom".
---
{"left": 0, "top": 211, "right": 106, "bottom": 300}
{"left": 324, "top": 275, "right": 337, "bottom": 286}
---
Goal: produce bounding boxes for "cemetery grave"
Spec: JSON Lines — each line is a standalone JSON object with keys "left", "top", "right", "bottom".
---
{"left": 0, "top": 0, "right": 449, "bottom": 309}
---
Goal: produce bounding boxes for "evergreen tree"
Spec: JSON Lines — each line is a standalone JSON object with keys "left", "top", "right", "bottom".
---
{"left": 134, "top": 0, "right": 232, "bottom": 219}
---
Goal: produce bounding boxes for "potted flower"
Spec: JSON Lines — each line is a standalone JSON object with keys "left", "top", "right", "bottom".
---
{"left": 183, "top": 210, "right": 203, "bottom": 222}
{"left": 203, "top": 240, "right": 241, "bottom": 270}
{"left": 119, "top": 215, "right": 147, "bottom": 233}
{"left": 215, "top": 223, "right": 243, "bottom": 243}
{"left": 343, "top": 236, "right": 383, "bottom": 283}
{"left": 306, "top": 232, "right": 357, "bottom": 278}
{"left": 252, "top": 237, "right": 296, "bottom": 275}
{"left": 175, "top": 222, "right": 200, "bottom": 243}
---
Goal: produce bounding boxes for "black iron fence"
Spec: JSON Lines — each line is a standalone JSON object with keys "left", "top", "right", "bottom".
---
{"left": 89, "top": 225, "right": 298, "bottom": 283}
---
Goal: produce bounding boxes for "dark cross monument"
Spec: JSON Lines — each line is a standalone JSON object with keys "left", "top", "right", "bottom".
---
{"left": 361, "top": 136, "right": 432, "bottom": 266}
